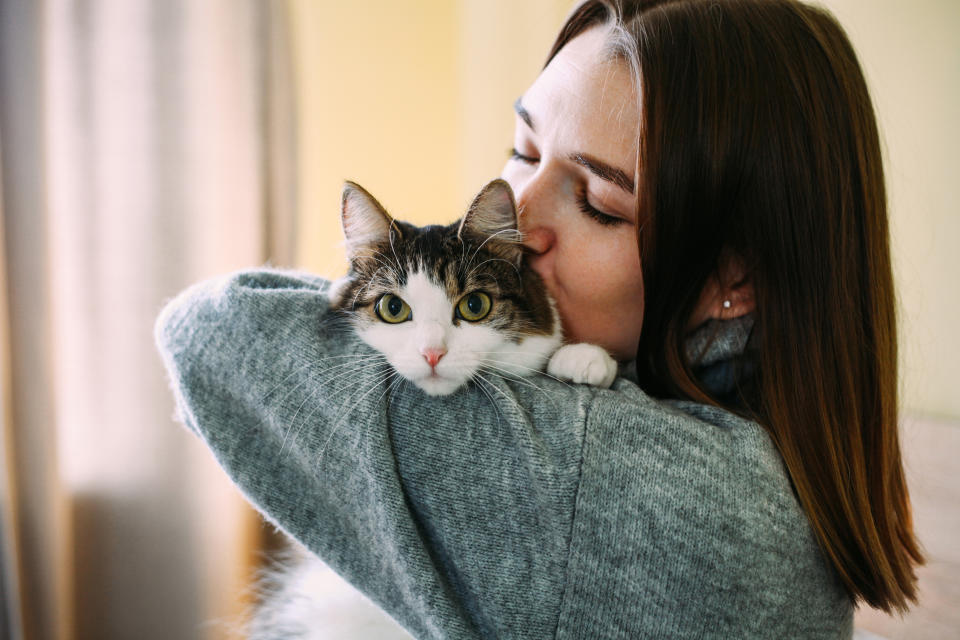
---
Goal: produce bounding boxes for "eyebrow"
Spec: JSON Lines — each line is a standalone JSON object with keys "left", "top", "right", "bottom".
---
{"left": 513, "top": 97, "right": 534, "bottom": 130}
{"left": 569, "top": 152, "right": 635, "bottom": 194}
{"left": 514, "top": 97, "right": 635, "bottom": 195}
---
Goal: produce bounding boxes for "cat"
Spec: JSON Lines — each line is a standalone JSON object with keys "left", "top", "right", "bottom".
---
{"left": 248, "top": 179, "right": 617, "bottom": 639}
{"left": 328, "top": 177, "right": 618, "bottom": 394}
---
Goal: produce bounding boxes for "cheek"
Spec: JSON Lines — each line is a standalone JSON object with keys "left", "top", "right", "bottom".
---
{"left": 446, "top": 324, "right": 507, "bottom": 367}
{"left": 564, "top": 229, "right": 643, "bottom": 302}
{"left": 355, "top": 321, "right": 422, "bottom": 371}
{"left": 556, "top": 232, "right": 644, "bottom": 359}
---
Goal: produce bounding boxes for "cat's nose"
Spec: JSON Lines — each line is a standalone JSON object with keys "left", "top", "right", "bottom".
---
{"left": 421, "top": 347, "right": 446, "bottom": 369}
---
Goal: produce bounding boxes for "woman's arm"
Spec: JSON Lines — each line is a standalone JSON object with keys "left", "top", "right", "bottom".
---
{"left": 155, "top": 268, "right": 590, "bottom": 639}
{"left": 156, "top": 268, "right": 852, "bottom": 639}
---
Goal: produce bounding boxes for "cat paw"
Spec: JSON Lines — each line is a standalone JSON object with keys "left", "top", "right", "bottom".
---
{"left": 546, "top": 343, "right": 617, "bottom": 388}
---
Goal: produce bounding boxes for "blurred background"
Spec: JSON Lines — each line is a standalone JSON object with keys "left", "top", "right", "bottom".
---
{"left": 0, "top": 0, "right": 956, "bottom": 638}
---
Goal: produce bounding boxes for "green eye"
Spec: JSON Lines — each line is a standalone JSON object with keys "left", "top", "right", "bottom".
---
{"left": 375, "top": 294, "right": 411, "bottom": 323}
{"left": 456, "top": 292, "right": 492, "bottom": 322}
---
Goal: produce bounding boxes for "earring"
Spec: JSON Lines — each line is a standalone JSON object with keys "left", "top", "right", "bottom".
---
{"left": 722, "top": 300, "right": 732, "bottom": 309}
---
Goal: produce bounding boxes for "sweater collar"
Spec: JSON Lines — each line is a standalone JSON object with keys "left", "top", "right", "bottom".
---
{"left": 619, "top": 315, "right": 756, "bottom": 399}
{"left": 685, "top": 314, "right": 756, "bottom": 400}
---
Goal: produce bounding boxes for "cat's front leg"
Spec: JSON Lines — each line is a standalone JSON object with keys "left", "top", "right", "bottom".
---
{"left": 547, "top": 343, "right": 618, "bottom": 388}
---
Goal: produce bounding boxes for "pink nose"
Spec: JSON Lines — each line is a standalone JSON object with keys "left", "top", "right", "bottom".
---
{"left": 421, "top": 348, "right": 446, "bottom": 368}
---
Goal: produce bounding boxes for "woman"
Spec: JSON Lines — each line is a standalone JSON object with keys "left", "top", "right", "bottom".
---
{"left": 156, "top": 0, "right": 923, "bottom": 637}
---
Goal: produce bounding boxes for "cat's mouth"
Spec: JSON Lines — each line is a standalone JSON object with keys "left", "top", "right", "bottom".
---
{"left": 413, "top": 370, "right": 468, "bottom": 397}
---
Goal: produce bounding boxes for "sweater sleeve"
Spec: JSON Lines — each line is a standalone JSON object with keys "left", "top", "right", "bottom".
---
{"left": 156, "top": 268, "right": 853, "bottom": 639}
{"left": 154, "top": 269, "right": 591, "bottom": 640}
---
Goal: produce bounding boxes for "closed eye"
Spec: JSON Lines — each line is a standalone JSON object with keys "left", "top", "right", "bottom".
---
{"left": 576, "top": 189, "right": 626, "bottom": 227}
{"left": 509, "top": 147, "right": 539, "bottom": 165}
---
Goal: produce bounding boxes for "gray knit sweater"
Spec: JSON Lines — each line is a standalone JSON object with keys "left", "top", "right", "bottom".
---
{"left": 155, "top": 268, "right": 853, "bottom": 639}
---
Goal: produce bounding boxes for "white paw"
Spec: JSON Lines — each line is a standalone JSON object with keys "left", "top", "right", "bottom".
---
{"left": 546, "top": 343, "right": 617, "bottom": 388}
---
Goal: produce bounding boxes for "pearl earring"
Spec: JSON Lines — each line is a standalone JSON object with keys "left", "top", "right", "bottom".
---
{"left": 722, "top": 300, "right": 732, "bottom": 309}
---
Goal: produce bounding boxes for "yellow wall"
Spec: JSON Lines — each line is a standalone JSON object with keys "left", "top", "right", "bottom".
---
{"left": 289, "top": 0, "right": 569, "bottom": 279}
{"left": 289, "top": 0, "right": 959, "bottom": 419}
{"left": 288, "top": 0, "right": 460, "bottom": 273}
{"left": 818, "top": 0, "right": 960, "bottom": 419}
{"left": 456, "top": 1, "right": 574, "bottom": 200}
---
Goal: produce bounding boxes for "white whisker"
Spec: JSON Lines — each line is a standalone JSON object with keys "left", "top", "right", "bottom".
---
{"left": 314, "top": 366, "right": 399, "bottom": 463}
{"left": 269, "top": 355, "right": 386, "bottom": 408}
{"left": 465, "top": 228, "right": 522, "bottom": 271}
{"left": 387, "top": 230, "right": 404, "bottom": 278}
{"left": 262, "top": 361, "right": 322, "bottom": 401}
{"left": 465, "top": 256, "right": 521, "bottom": 285}
{"left": 287, "top": 363, "right": 394, "bottom": 457}
{"left": 478, "top": 357, "right": 574, "bottom": 389}
{"left": 471, "top": 373, "right": 504, "bottom": 437}
{"left": 473, "top": 371, "right": 525, "bottom": 428}
{"left": 478, "top": 363, "right": 564, "bottom": 413}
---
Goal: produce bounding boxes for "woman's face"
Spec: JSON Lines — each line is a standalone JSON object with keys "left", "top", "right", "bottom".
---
{"left": 501, "top": 27, "right": 643, "bottom": 362}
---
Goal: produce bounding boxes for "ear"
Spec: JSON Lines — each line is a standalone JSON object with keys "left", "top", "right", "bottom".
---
{"left": 341, "top": 181, "right": 400, "bottom": 261}
{"left": 458, "top": 179, "right": 522, "bottom": 262}
{"left": 688, "top": 251, "right": 756, "bottom": 330}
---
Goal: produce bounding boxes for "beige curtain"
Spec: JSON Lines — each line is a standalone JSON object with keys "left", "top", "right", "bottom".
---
{"left": 0, "top": 1, "right": 295, "bottom": 638}
{"left": 1, "top": 129, "right": 27, "bottom": 639}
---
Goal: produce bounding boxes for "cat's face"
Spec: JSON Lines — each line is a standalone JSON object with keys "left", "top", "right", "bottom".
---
{"left": 330, "top": 180, "right": 561, "bottom": 396}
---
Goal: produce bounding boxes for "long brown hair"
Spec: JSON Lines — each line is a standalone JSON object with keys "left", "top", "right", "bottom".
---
{"left": 548, "top": 0, "right": 923, "bottom": 614}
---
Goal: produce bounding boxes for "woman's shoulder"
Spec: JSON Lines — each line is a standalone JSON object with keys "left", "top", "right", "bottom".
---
{"left": 583, "top": 376, "right": 790, "bottom": 492}
{"left": 557, "top": 380, "right": 853, "bottom": 638}
{"left": 579, "top": 380, "right": 819, "bottom": 570}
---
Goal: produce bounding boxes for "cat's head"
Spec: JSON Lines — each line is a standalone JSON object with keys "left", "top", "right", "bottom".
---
{"left": 329, "top": 179, "right": 560, "bottom": 396}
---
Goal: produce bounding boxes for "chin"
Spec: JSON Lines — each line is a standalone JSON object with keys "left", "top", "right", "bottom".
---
{"left": 413, "top": 374, "right": 467, "bottom": 397}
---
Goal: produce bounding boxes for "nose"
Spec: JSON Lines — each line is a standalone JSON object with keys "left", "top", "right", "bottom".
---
{"left": 520, "top": 226, "right": 555, "bottom": 256}
{"left": 420, "top": 347, "right": 446, "bottom": 369}
{"left": 513, "top": 173, "right": 557, "bottom": 256}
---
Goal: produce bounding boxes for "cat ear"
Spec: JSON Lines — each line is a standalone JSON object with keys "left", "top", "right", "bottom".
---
{"left": 341, "top": 181, "right": 400, "bottom": 261}
{"left": 458, "top": 179, "right": 522, "bottom": 260}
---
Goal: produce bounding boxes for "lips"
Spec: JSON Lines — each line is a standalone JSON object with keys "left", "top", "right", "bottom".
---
{"left": 532, "top": 271, "right": 568, "bottom": 332}
{"left": 525, "top": 256, "right": 559, "bottom": 301}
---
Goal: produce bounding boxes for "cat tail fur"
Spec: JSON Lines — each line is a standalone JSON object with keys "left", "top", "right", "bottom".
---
{"left": 248, "top": 541, "right": 414, "bottom": 640}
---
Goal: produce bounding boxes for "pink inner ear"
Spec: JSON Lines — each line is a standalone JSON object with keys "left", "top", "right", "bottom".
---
{"left": 492, "top": 192, "right": 515, "bottom": 217}
{"left": 481, "top": 180, "right": 517, "bottom": 214}
{"left": 341, "top": 183, "right": 395, "bottom": 253}
{"left": 461, "top": 180, "right": 519, "bottom": 240}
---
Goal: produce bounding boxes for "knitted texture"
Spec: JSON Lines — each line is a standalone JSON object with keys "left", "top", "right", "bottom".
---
{"left": 155, "top": 269, "right": 853, "bottom": 639}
